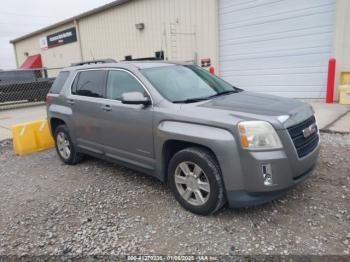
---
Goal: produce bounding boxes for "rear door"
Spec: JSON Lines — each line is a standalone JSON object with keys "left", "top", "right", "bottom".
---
{"left": 68, "top": 69, "right": 107, "bottom": 154}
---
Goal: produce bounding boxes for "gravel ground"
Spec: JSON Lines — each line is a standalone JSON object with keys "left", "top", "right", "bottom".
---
{"left": 0, "top": 133, "right": 349, "bottom": 256}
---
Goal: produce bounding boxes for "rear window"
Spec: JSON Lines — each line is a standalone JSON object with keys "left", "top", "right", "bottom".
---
{"left": 71, "top": 70, "right": 106, "bottom": 98}
{"left": 50, "top": 71, "right": 69, "bottom": 94}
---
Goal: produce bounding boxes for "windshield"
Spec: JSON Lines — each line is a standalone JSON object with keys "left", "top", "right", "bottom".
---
{"left": 141, "top": 65, "right": 238, "bottom": 103}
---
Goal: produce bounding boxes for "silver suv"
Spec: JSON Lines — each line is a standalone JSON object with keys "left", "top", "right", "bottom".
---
{"left": 47, "top": 60, "right": 320, "bottom": 215}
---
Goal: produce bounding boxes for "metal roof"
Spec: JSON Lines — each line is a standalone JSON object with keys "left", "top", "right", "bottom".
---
{"left": 10, "top": 0, "right": 132, "bottom": 44}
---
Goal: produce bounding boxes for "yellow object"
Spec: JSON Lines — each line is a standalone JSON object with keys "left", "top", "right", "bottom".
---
{"left": 340, "top": 72, "right": 350, "bottom": 85}
{"left": 12, "top": 120, "right": 54, "bottom": 155}
{"left": 339, "top": 85, "right": 350, "bottom": 105}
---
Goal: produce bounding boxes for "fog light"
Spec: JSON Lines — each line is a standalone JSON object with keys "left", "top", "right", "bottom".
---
{"left": 261, "top": 164, "right": 273, "bottom": 186}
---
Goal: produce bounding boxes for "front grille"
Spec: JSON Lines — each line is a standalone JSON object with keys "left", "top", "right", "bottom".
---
{"left": 287, "top": 115, "right": 319, "bottom": 158}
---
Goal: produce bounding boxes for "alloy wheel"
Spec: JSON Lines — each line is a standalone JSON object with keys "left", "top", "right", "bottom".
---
{"left": 174, "top": 161, "right": 210, "bottom": 206}
{"left": 56, "top": 132, "right": 71, "bottom": 160}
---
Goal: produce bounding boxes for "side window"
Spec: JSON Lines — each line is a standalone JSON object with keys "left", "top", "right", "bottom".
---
{"left": 106, "top": 70, "right": 146, "bottom": 100}
{"left": 72, "top": 70, "right": 106, "bottom": 98}
{"left": 50, "top": 71, "right": 69, "bottom": 94}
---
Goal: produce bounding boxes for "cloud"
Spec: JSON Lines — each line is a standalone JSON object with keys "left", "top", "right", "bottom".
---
{"left": 0, "top": 0, "right": 115, "bottom": 69}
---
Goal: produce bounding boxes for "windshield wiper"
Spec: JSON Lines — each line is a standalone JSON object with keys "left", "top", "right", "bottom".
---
{"left": 207, "top": 90, "right": 238, "bottom": 98}
{"left": 172, "top": 90, "right": 238, "bottom": 104}
{"left": 173, "top": 97, "right": 210, "bottom": 104}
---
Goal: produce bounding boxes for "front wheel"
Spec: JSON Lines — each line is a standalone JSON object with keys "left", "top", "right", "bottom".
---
{"left": 168, "top": 147, "right": 226, "bottom": 215}
{"left": 54, "top": 125, "right": 83, "bottom": 165}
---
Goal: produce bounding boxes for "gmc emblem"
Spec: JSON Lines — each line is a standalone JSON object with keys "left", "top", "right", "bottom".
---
{"left": 303, "top": 124, "right": 317, "bottom": 138}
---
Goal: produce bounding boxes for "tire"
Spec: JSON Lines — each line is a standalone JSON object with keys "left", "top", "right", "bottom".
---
{"left": 54, "top": 125, "right": 83, "bottom": 165}
{"left": 168, "top": 147, "right": 226, "bottom": 215}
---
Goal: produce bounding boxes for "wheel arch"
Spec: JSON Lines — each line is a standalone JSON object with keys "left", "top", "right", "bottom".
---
{"left": 155, "top": 121, "right": 244, "bottom": 191}
{"left": 49, "top": 117, "right": 66, "bottom": 135}
{"left": 161, "top": 140, "right": 218, "bottom": 183}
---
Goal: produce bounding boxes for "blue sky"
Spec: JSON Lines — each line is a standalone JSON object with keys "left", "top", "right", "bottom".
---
{"left": 0, "top": 0, "right": 115, "bottom": 69}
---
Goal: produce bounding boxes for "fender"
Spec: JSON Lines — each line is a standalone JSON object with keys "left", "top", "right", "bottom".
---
{"left": 47, "top": 104, "right": 78, "bottom": 144}
{"left": 155, "top": 121, "right": 245, "bottom": 191}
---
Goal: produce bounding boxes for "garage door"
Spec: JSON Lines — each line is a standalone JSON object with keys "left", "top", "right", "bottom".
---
{"left": 219, "top": 0, "right": 336, "bottom": 98}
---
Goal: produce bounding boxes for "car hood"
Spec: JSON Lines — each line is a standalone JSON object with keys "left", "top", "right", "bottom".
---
{"left": 197, "top": 91, "right": 314, "bottom": 128}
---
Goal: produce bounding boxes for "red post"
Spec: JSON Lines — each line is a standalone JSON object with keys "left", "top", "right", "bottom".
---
{"left": 209, "top": 66, "right": 215, "bottom": 75}
{"left": 326, "top": 58, "right": 336, "bottom": 103}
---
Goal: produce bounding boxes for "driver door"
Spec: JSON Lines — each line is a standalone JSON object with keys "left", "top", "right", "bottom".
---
{"left": 100, "top": 69, "right": 155, "bottom": 170}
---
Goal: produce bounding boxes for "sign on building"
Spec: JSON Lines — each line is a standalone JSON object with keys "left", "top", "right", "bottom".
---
{"left": 45, "top": 27, "right": 77, "bottom": 49}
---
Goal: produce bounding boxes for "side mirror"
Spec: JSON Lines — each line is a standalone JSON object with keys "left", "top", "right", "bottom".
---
{"left": 121, "top": 92, "right": 151, "bottom": 106}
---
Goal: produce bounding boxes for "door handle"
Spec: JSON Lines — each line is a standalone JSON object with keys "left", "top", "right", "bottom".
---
{"left": 67, "top": 99, "right": 75, "bottom": 105}
{"left": 101, "top": 104, "right": 112, "bottom": 112}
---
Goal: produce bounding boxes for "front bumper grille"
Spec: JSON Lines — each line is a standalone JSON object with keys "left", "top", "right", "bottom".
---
{"left": 287, "top": 115, "right": 319, "bottom": 158}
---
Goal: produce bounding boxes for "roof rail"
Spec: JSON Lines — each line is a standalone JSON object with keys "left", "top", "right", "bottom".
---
{"left": 71, "top": 59, "right": 117, "bottom": 66}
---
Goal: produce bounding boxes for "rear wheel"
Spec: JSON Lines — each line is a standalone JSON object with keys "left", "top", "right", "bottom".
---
{"left": 54, "top": 125, "right": 83, "bottom": 165}
{"left": 168, "top": 147, "right": 226, "bottom": 215}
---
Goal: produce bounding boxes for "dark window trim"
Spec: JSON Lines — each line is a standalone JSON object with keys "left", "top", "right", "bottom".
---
{"left": 71, "top": 69, "right": 107, "bottom": 98}
{"left": 69, "top": 68, "right": 153, "bottom": 106}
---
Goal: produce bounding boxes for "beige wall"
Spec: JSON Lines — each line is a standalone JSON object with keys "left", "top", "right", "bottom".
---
{"left": 333, "top": 0, "right": 350, "bottom": 98}
{"left": 14, "top": 22, "right": 82, "bottom": 76}
{"left": 77, "top": 0, "right": 218, "bottom": 68}
{"left": 13, "top": 0, "right": 350, "bottom": 86}
{"left": 13, "top": 0, "right": 218, "bottom": 73}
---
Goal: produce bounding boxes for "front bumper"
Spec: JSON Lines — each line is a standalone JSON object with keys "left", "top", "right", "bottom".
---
{"left": 226, "top": 165, "right": 315, "bottom": 208}
{"left": 225, "top": 128, "right": 320, "bottom": 208}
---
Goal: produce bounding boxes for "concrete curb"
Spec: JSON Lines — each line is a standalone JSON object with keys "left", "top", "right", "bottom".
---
{"left": 320, "top": 129, "right": 350, "bottom": 135}
{"left": 0, "top": 102, "right": 45, "bottom": 112}
{"left": 321, "top": 109, "right": 350, "bottom": 131}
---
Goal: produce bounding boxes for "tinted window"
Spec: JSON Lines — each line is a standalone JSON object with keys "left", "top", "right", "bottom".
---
{"left": 106, "top": 70, "right": 145, "bottom": 100}
{"left": 72, "top": 70, "right": 106, "bottom": 98}
{"left": 50, "top": 71, "right": 69, "bottom": 94}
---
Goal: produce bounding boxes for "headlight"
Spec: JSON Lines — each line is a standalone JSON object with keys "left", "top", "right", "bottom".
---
{"left": 238, "top": 121, "right": 283, "bottom": 150}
